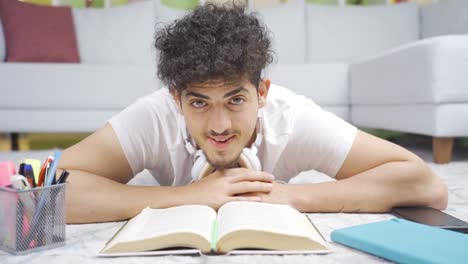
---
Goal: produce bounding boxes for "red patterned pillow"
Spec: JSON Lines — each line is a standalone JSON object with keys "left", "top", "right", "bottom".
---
{"left": 0, "top": 0, "right": 80, "bottom": 62}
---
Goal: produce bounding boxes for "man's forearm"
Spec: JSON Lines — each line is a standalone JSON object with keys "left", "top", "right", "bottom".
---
{"left": 66, "top": 170, "right": 185, "bottom": 224}
{"left": 290, "top": 161, "right": 448, "bottom": 213}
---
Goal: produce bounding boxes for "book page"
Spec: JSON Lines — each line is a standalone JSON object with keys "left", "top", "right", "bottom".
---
{"left": 217, "top": 202, "right": 326, "bottom": 246}
{"left": 109, "top": 205, "right": 217, "bottom": 246}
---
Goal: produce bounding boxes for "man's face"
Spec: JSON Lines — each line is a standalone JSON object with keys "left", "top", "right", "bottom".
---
{"left": 172, "top": 78, "right": 269, "bottom": 170}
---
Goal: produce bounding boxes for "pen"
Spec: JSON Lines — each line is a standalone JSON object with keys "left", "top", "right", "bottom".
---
{"left": 24, "top": 151, "right": 62, "bottom": 247}
{"left": 24, "top": 165, "right": 36, "bottom": 188}
{"left": 37, "top": 156, "right": 53, "bottom": 187}
{"left": 45, "top": 163, "right": 50, "bottom": 186}
{"left": 23, "top": 159, "right": 42, "bottom": 184}
{"left": 57, "top": 170, "right": 69, "bottom": 184}
{"left": 24, "top": 159, "right": 41, "bottom": 185}
{"left": 45, "top": 151, "right": 61, "bottom": 187}
{"left": 18, "top": 163, "right": 26, "bottom": 176}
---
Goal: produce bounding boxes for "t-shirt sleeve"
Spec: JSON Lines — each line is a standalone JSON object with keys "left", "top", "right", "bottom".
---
{"left": 286, "top": 97, "right": 357, "bottom": 178}
{"left": 108, "top": 98, "right": 160, "bottom": 176}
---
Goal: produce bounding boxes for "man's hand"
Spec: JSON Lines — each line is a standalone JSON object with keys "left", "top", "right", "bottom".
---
{"left": 243, "top": 181, "right": 297, "bottom": 209}
{"left": 181, "top": 168, "right": 275, "bottom": 210}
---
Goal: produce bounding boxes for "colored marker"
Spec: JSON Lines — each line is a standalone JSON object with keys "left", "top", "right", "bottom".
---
{"left": 37, "top": 156, "right": 53, "bottom": 187}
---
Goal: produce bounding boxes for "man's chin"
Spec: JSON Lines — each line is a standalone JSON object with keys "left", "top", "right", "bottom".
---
{"left": 209, "top": 159, "right": 239, "bottom": 170}
{"left": 201, "top": 145, "right": 244, "bottom": 170}
{"left": 206, "top": 154, "right": 240, "bottom": 170}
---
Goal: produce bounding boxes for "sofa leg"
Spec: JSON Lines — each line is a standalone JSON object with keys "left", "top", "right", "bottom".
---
{"left": 432, "top": 137, "right": 454, "bottom": 164}
{"left": 11, "top": 133, "right": 20, "bottom": 151}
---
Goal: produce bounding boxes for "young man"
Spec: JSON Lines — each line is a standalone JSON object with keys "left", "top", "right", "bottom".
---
{"left": 60, "top": 4, "right": 447, "bottom": 224}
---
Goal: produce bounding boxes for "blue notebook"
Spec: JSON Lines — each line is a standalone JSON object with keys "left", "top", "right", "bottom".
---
{"left": 331, "top": 218, "right": 468, "bottom": 264}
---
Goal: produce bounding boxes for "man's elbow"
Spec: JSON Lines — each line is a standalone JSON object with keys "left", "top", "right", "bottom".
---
{"left": 428, "top": 178, "right": 448, "bottom": 210}
{"left": 413, "top": 160, "right": 448, "bottom": 210}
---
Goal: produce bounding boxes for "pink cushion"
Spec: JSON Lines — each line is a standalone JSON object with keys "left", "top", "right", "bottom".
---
{"left": 0, "top": 0, "right": 80, "bottom": 62}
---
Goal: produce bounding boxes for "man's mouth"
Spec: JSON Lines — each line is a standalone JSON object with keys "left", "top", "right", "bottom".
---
{"left": 208, "top": 136, "right": 235, "bottom": 150}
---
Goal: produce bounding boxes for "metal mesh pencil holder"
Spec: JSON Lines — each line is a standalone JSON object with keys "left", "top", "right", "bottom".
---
{"left": 0, "top": 183, "right": 66, "bottom": 255}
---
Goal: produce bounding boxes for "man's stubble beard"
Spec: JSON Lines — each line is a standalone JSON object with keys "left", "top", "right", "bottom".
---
{"left": 205, "top": 147, "right": 243, "bottom": 170}
{"left": 200, "top": 129, "right": 245, "bottom": 170}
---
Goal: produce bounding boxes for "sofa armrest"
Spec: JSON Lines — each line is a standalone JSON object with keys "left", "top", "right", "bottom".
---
{"left": 350, "top": 35, "right": 468, "bottom": 105}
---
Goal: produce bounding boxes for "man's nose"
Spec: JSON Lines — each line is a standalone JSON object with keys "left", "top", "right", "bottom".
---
{"left": 208, "top": 107, "right": 232, "bottom": 134}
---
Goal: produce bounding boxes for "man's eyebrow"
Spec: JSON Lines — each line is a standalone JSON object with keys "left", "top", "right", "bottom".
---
{"left": 224, "top": 87, "right": 249, "bottom": 98}
{"left": 184, "top": 91, "right": 210, "bottom": 99}
{"left": 184, "top": 87, "right": 249, "bottom": 99}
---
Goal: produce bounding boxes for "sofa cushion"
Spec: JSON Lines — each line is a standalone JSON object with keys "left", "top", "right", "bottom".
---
{"left": 0, "top": 19, "right": 5, "bottom": 62}
{"left": 267, "top": 63, "right": 349, "bottom": 106}
{"left": 421, "top": 0, "right": 468, "bottom": 38}
{"left": 255, "top": 0, "right": 306, "bottom": 63}
{"left": 0, "top": 63, "right": 160, "bottom": 110}
{"left": 1, "top": 109, "right": 120, "bottom": 133}
{"left": 306, "top": 3, "right": 419, "bottom": 62}
{"left": 350, "top": 35, "right": 468, "bottom": 105}
{"left": 72, "top": 0, "right": 155, "bottom": 66}
{"left": 352, "top": 104, "right": 468, "bottom": 137}
{"left": 0, "top": 0, "right": 79, "bottom": 63}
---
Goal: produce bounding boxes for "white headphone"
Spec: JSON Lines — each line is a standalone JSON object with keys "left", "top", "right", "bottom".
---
{"left": 181, "top": 113, "right": 263, "bottom": 182}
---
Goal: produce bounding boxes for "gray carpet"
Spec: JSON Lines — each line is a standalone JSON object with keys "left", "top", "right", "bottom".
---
{"left": 1, "top": 143, "right": 467, "bottom": 263}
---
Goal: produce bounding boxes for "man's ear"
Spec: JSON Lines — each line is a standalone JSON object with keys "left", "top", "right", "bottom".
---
{"left": 258, "top": 79, "right": 270, "bottom": 108}
{"left": 170, "top": 86, "right": 183, "bottom": 114}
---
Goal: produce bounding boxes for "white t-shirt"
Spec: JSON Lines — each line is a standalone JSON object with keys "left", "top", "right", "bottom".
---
{"left": 108, "top": 84, "right": 357, "bottom": 186}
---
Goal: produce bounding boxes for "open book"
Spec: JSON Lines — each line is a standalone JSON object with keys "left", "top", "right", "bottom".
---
{"left": 99, "top": 201, "right": 331, "bottom": 256}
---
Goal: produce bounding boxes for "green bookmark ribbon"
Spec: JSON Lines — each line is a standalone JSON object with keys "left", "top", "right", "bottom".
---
{"left": 210, "top": 219, "right": 219, "bottom": 252}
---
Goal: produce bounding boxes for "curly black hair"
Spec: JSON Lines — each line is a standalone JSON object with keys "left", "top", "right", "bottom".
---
{"left": 154, "top": 3, "right": 274, "bottom": 92}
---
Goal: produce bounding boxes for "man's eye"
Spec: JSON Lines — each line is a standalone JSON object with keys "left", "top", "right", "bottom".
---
{"left": 191, "top": 100, "right": 206, "bottom": 108}
{"left": 230, "top": 97, "right": 245, "bottom": 105}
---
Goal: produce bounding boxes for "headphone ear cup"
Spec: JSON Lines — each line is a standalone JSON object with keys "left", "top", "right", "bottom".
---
{"left": 199, "top": 163, "right": 215, "bottom": 180}
{"left": 191, "top": 150, "right": 215, "bottom": 181}
{"left": 238, "top": 148, "right": 262, "bottom": 171}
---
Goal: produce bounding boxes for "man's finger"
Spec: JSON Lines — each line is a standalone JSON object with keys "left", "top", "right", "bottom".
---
{"left": 229, "top": 181, "right": 273, "bottom": 195}
{"left": 228, "top": 170, "right": 274, "bottom": 183}
{"left": 230, "top": 196, "right": 262, "bottom": 203}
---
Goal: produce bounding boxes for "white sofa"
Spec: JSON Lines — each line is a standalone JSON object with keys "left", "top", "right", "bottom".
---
{"left": 260, "top": 0, "right": 468, "bottom": 163}
{"left": 349, "top": 0, "right": 468, "bottom": 163}
{"left": 351, "top": 35, "right": 468, "bottom": 163}
{"left": 1, "top": 0, "right": 159, "bottom": 134}
{"left": 1, "top": 0, "right": 467, "bottom": 163}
